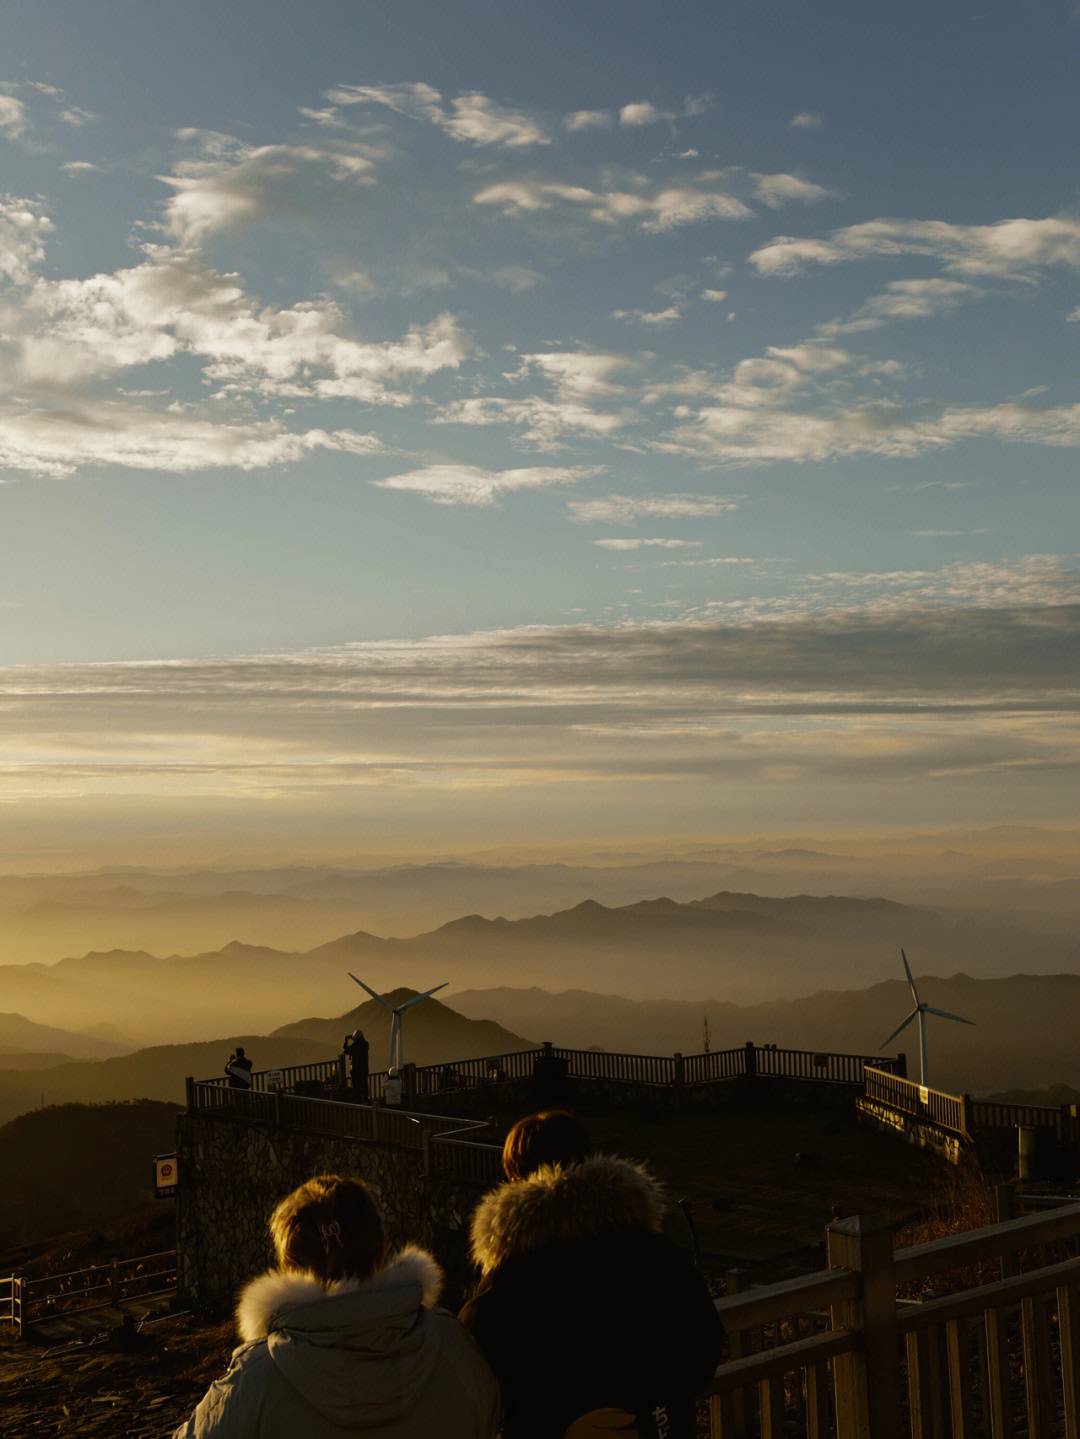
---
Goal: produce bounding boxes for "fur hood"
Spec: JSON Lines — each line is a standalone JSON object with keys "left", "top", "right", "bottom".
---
{"left": 236, "top": 1245, "right": 443, "bottom": 1342}
{"left": 470, "top": 1154, "right": 666, "bottom": 1275}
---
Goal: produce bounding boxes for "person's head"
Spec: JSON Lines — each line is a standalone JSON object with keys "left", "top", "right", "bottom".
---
{"left": 235, "top": 1046, "right": 245, "bottom": 1058}
{"left": 501, "top": 1110, "right": 593, "bottom": 1183}
{"left": 269, "top": 1175, "right": 387, "bottom": 1283}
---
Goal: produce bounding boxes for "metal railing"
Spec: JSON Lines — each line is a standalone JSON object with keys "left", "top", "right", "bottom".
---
{"left": 864, "top": 1064, "right": 968, "bottom": 1135}
{"left": 1, "top": 1251, "right": 177, "bottom": 1337}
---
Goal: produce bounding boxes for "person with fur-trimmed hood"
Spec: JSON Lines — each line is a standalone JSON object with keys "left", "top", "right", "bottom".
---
{"left": 173, "top": 1174, "right": 501, "bottom": 1439}
{"left": 460, "top": 1111, "right": 724, "bottom": 1439}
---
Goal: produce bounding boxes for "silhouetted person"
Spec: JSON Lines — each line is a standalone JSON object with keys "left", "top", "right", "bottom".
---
{"left": 225, "top": 1046, "right": 254, "bottom": 1090}
{"left": 343, "top": 1028, "right": 370, "bottom": 1099}
{"left": 460, "top": 1110, "right": 724, "bottom": 1438}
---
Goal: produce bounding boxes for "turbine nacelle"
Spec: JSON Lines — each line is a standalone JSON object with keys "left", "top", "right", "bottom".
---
{"left": 348, "top": 975, "right": 448, "bottom": 1072}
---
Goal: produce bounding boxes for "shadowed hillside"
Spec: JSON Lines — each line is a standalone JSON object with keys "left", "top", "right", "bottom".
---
{"left": 0, "top": 1100, "right": 181, "bottom": 1250}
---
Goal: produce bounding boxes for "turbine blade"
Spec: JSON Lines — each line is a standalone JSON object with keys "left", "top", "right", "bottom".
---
{"left": 923, "top": 1006, "right": 976, "bottom": 1027}
{"left": 398, "top": 983, "right": 448, "bottom": 1011}
{"left": 882, "top": 1008, "right": 919, "bottom": 1048}
{"left": 901, "top": 949, "right": 920, "bottom": 1006}
{"left": 348, "top": 973, "right": 394, "bottom": 1009}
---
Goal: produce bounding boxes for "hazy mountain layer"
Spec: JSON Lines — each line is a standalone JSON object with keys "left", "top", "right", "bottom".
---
{"left": 450, "top": 974, "right": 1080, "bottom": 1095}
{"left": 1, "top": 889, "right": 1077, "bottom": 1049}
{"left": 3, "top": 838, "right": 1077, "bottom": 967}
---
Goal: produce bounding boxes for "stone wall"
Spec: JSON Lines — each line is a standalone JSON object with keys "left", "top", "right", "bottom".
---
{"left": 176, "top": 1111, "right": 484, "bottom": 1314}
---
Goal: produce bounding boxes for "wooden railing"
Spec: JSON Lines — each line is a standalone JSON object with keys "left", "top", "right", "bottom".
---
{"left": 711, "top": 1202, "right": 1080, "bottom": 1438}
{"left": 1, "top": 1251, "right": 177, "bottom": 1337}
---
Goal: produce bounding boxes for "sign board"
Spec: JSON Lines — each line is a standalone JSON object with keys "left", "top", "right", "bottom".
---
{"left": 155, "top": 1153, "right": 178, "bottom": 1198}
{"left": 266, "top": 1069, "right": 285, "bottom": 1092}
{"left": 918, "top": 1086, "right": 930, "bottom": 1106}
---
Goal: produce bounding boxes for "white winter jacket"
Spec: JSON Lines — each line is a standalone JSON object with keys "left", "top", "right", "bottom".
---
{"left": 172, "top": 1247, "right": 501, "bottom": 1439}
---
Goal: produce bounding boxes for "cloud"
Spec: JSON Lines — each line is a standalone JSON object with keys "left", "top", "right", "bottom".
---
{"left": 161, "top": 136, "right": 376, "bottom": 245}
{"left": 823, "top": 278, "right": 984, "bottom": 332}
{"left": 564, "top": 110, "right": 613, "bottom": 132}
{"left": 474, "top": 172, "right": 753, "bottom": 230}
{"left": 10, "top": 247, "right": 470, "bottom": 401}
{"left": 790, "top": 112, "right": 823, "bottom": 129}
{"left": 594, "top": 538, "right": 702, "bottom": 549}
{"left": 372, "top": 463, "right": 595, "bottom": 505}
{"left": 620, "top": 101, "right": 666, "bottom": 127}
{"left": 0, "top": 95, "right": 27, "bottom": 136}
{"left": 662, "top": 395, "right": 1080, "bottom": 466}
{"left": 569, "top": 493, "right": 739, "bottom": 523}
{"left": 611, "top": 306, "right": 682, "bottom": 325}
{"left": 0, "top": 399, "right": 381, "bottom": 478}
{"left": 0, "top": 196, "right": 52, "bottom": 284}
{"left": 701, "top": 288, "right": 728, "bottom": 302}
{"left": 749, "top": 214, "right": 1080, "bottom": 279}
{"left": 325, "top": 82, "right": 550, "bottom": 146}
{"left": 751, "top": 173, "right": 838, "bottom": 208}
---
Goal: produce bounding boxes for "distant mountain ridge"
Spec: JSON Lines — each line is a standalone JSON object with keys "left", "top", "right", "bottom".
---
{"left": 2, "top": 888, "right": 1078, "bottom": 1050}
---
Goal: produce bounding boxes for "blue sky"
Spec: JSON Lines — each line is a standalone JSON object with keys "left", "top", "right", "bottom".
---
{"left": 1, "top": 1, "right": 1078, "bottom": 866}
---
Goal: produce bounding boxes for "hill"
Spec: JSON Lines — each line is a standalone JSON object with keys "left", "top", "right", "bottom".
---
{"left": 0, "top": 1100, "right": 181, "bottom": 1250}
{"left": 0, "top": 1036, "right": 332, "bottom": 1128}
{"left": 271, "top": 988, "right": 533, "bottom": 1067}
{"left": 0, "top": 992, "right": 531, "bottom": 1126}
{"left": 3, "top": 889, "right": 1076, "bottom": 1048}
{"left": 0, "top": 1012, "right": 129, "bottom": 1061}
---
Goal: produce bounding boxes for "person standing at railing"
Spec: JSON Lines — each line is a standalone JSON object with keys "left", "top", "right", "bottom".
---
{"left": 343, "top": 1028, "right": 370, "bottom": 1100}
{"left": 224, "top": 1047, "right": 253, "bottom": 1090}
{"left": 172, "top": 1173, "right": 501, "bottom": 1439}
{"left": 460, "top": 1110, "right": 724, "bottom": 1439}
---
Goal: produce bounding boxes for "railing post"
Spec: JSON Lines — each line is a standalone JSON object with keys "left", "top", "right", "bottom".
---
{"left": 827, "top": 1214, "right": 901, "bottom": 1439}
{"left": 673, "top": 1052, "right": 685, "bottom": 1086}
{"left": 744, "top": 1041, "right": 756, "bottom": 1082}
{"left": 896, "top": 1051, "right": 907, "bottom": 1079}
{"left": 422, "top": 1130, "right": 432, "bottom": 1178}
{"left": 185, "top": 1075, "right": 195, "bottom": 1109}
{"left": 709, "top": 1269, "right": 747, "bottom": 1439}
{"left": 961, "top": 1092, "right": 973, "bottom": 1137}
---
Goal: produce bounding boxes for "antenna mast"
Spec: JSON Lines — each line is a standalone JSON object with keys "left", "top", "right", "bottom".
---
{"left": 702, "top": 1013, "right": 710, "bottom": 1054}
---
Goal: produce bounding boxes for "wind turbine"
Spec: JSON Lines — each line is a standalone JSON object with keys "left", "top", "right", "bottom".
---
{"left": 882, "top": 949, "right": 974, "bottom": 1087}
{"left": 348, "top": 975, "right": 448, "bottom": 1071}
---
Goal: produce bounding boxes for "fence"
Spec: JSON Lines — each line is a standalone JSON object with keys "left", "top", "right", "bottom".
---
{"left": 864, "top": 1065, "right": 969, "bottom": 1136}
{"left": 1, "top": 1251, "right": 177, "bottom": 1338}
{"left": 710, "top": 1201, "right": 1080, "bottom": 1438}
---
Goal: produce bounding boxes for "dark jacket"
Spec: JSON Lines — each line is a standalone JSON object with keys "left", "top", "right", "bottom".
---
{"left": 459, "top": 1156, "right": 724, "bottom": 1439}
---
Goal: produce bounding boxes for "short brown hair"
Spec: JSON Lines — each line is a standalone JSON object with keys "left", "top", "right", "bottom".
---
{"left": 269, "top": 1174, "right": 386, "bottom": 1283}
{"left": 502, "top": 1110, "right": 593, "bottom": 1182}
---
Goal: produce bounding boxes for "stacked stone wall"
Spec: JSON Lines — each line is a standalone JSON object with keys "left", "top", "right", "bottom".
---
{"left": 176, "top": 1112, "right": 480, "bottom": 1313}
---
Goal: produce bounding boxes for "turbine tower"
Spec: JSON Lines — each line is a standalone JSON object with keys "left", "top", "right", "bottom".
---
{"left": 348, "top": 975, "right": 448, "bottom": 1071}
{"left": 881, "top": 949, "right": 974, "bottom": 1087}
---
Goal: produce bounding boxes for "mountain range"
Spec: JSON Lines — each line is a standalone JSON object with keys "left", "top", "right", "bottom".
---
{"left": 1, "top": 889, "right": 1077, "bottom": 1049}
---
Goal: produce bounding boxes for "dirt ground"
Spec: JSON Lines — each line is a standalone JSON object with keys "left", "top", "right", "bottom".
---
{"left": 0, "top": 1100, "right": 948, "bottom": 1437}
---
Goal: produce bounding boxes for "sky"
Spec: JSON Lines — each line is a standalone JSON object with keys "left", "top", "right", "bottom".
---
{"left": 1, "top": 0, "right": 1078, "bottom": 870}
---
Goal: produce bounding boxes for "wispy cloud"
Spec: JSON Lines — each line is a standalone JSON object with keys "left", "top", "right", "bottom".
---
{"left": 790, "top": 112, "right": 823, "bottom": 129}
{"left": 0, "top": 94, "right": 27, "bottom": 136}
{"left": 324, "top": 82, "right": 550, "bottom": 146}
{"left": 594, "top": 537, "right": 702, "bottom": 549}
{"left": 569, "top": 493, "right": 739, "bottom": 523}
{"left": 749, "top": 214, "right": 1080, "bottom": 279}
{"left": 372, "top": 463, "right": 596, "bottom": 505}
{"left": 474, "top": 172, "right": 753, "bottom": 231}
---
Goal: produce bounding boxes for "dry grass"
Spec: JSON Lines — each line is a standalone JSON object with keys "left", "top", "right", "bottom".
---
{"left": 894, "top": 1156, "right": 1003, "bottom": 1296}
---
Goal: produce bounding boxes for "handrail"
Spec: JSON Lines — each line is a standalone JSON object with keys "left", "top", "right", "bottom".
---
{"left": 710, "top": 1328, "right": 858, "bottom": 1393}
{"left": 892, "top": 1199, "right": 1080, "bottom": 1283}
{"left": 896, "top": 1255, "right": 1080, "bottom": 1331}
{"left": 714, "top": 1268, "right": 858, "bottom": 1330}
